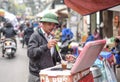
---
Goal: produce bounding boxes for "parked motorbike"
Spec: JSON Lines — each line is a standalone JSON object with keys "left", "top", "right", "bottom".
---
{"left": 2, "top": 38, "right": 17, "bottom": 58}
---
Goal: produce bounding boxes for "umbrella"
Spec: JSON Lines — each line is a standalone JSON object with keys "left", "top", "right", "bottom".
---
{"left": 0, "top": 9, "right": 18, "bottom": 28}
{"left": 4, "top": 11, "right": 19, "bottom": 28}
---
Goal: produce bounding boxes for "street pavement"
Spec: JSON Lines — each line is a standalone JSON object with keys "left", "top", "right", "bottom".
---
{"left": 0, "top": 37, "right": 29, "bottom": 82}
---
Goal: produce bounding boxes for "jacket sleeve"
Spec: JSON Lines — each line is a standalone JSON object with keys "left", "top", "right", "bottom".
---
{"left": 27, "top": 33, "right": 49, "bottom": 59}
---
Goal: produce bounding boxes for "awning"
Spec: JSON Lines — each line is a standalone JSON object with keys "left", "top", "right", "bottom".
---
{"left": 35, "top": 9, "right": 58, "bottom": 18}
{"left": 64, "top": 0, "right": 120, "bottom": 15}
{"left": 109, "top": 5, "right": 120, "bottom": 12}
{"left": 35, "top": 5, "right": 68, "bottom": 18}
{"left": 55, "top": 6, "right": 69, "bottom": 18}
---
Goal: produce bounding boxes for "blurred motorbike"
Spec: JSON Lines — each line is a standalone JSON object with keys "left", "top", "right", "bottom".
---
{"left": 18, "top": 30, "right": 24, "bottom": 43}
{"left": 2, "top": 38, "right": 17, "bottom": 58}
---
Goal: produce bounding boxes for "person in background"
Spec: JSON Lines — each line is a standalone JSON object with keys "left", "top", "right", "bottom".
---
{"left": 19, "top": 21, "right": 26, "bottom": 32}
{"left": 2, "top": 22, "right": 17, "bottom": 40}
{"left": 1, "top": 22, "right": 17, "bottom": 57}
{"left": 103, "top": 45, "right": 110, "bottom": 52}
{"left": 83, "top": 32, "right": 94, "bottom": 47}
{"left": 18, "top": 21, "right": 26, "bottom": 43}
{"left": 22, "top": 22, "right": 34, "bottom": 48}
{"left": 93, "top": 28, "right": 101, "bottom": 40}
{"left": 111, "top": 38, "right": 120, "bottom": 68}
{"left": 54, "top": 27, "right": 61, "bottom": 41}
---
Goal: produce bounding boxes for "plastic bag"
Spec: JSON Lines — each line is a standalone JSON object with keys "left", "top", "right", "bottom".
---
{"left": 103, "top": 60, "right": 117, "bottom": 82}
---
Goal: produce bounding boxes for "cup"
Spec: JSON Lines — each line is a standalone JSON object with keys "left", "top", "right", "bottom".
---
{"left": 61, "top": 60, "right": 68, "bottom": 70}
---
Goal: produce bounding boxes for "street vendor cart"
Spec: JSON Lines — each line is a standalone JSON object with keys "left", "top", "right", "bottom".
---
{"left": 39, "top": 40, "right": 106, "bottom": 82}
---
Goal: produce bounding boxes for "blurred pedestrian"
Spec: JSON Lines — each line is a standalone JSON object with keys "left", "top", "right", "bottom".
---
{"left": 23, "top": 22, "right": 34, "bottom": 47}
{"left": 54, "top": 27, "right": 61, "bottom": 41}
{"left": 19, "top": 21, "right": 26, "bottom": 32}
{"left": 1, "top": 22, "right": 17, "bottom": 57}
{"left": 83, "top": 32, "right": 94, "bottom": 47}
{"left": 93, "top": 28, "right": 101, "bottom": 40}
{"left": 2, "top": 22, "right": 17, "bottom": 42}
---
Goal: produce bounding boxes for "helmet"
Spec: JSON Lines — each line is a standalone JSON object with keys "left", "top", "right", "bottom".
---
{"left": 40, "top": 12, "right": 59, "bottom": 24}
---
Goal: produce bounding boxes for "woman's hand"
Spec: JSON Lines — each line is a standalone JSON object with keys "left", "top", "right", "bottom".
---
{"left": 65, "top": 54, "right": 76, "bottom": 63}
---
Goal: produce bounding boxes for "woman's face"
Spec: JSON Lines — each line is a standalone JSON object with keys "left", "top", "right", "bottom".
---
{"left": 42, "top": 22, "right": 56, "bottom": 34}
{"left": 114, "top": 42, "right": 118, "bottom": 46}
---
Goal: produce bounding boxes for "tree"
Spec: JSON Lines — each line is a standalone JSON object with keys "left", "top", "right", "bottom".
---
{"left": 5, "top": 0, "right": 26, "bottom": 15}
